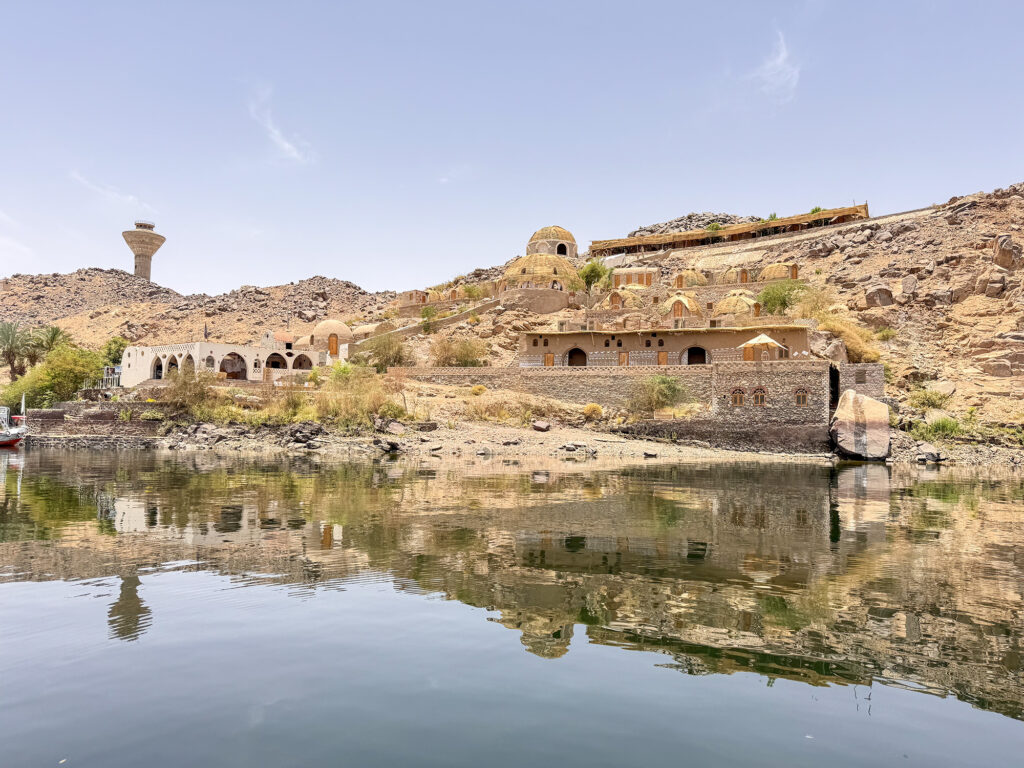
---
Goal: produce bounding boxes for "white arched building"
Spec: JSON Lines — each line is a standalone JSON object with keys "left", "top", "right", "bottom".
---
{"left": 119, "top": 320, "right": 354, "bottom": 388}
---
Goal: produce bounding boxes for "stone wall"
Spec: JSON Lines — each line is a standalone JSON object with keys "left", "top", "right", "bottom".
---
{"left": 26, "top": 401, "right": 173, "bottom": 437}
{"left": 393, "top": 361, "right": 829, "bottom": 421}
{"left": 838, "top": 363, "right": 886, "bottom": 399}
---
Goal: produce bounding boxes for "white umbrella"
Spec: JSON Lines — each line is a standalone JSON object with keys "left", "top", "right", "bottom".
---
{"left": 738, "top": 333, "right": 785, "bottom": 349}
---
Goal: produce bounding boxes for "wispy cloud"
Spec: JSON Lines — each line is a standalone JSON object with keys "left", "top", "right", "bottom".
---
{"left": 69, "top": 171, "right": 157, "bottom": 214}
{"left": 747, "top": 31, "right": 800, "bottom": 104}
{"left": 248, "top": 86, "right": 316, "bottom": 164}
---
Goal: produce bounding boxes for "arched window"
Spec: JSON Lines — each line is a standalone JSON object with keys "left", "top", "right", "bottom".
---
{"left": 658, "top": 339, "right": 664, "bottom": 347}
{"left": 752, "top": 388, "right": 766, "bottom": 406}
{"left": 730, "top": 389, "right": 744, "bottom": 407}
{"left": 205, "top": 356, "right": 215, "bottom": 370}
{"left": 543, "top": 339, "right": 548, "bottom": 347}
{"left": 795, "top": 389, "right": 808, "bottom": 406}
{"left": 616, "top": 340, "right": 622, "bottom": 347}
{"left": 645, "top": 339, "right": 651, "bottom": 348}
{"left": 552, "top": 267, "right": 558, "bottom": 275}
{"left": 557, "top": 243, "right": 567, "bottom": 255}
{"left": 604, "top": 339, "right": 610, "bottom": 347}
{"left": 532, "top": 339, "right": 538, "bottom": 347}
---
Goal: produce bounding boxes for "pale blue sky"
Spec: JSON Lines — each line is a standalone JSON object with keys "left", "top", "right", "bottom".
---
{"left": 1, "top": 1, "right": 1022, "bottom": 295}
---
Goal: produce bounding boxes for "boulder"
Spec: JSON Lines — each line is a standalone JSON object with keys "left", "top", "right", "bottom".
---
{"left": 865, "top": 285, "right": 894, "bottom": 307}
{"left": 926, "top": 380, "right": 957, "bottom": 397}
{"left": 900, "top": 274, "right": 919, "bottom": 295}
{"left": 980, "top": 359, "right": 1013, "bottom": 377}
{"left": 993, "top": 234, "right": 1021, "bottom": 270}
{"left": 916, "top": 442, "right": 947, "bottom": 463}
{"left": 531, "top": 420, "right": 551, "bottom": 432}
{"left": 830, "top": 390, "right": 891, "bottom": 460}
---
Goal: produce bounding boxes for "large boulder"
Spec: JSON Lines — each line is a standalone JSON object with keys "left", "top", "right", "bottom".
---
{"left": 865, "top": 284, "right": 894, "bottom": 307}
{"left": 993, "top": 234, "right": 1021, "bottom": 270}
{"left": 830, "top": 389, "right": 891, "bottom": 460}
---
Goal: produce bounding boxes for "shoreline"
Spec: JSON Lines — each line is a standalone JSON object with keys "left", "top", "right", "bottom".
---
{"left": 21, "top": 420, "right": 1023, "bottom": 468}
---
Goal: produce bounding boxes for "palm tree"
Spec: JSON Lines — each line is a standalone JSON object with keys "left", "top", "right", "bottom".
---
{"left": 34, "top": 325, "right": 72, "bottom": 355}
{"left": 0, "top": 321, "right": 30, "bottom": 380}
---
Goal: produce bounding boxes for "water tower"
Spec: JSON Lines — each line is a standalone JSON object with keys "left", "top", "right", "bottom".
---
{"left": 122, "top": 221, "right": 165, "bottom": 281}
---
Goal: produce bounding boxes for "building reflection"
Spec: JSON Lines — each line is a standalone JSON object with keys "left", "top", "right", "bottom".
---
{"left": 1, "top": 452, "right": 1022, "bottom": 718}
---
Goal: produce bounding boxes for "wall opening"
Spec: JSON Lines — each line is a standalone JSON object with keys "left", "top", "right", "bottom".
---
{"left": 556, "top": 243, "right": 567, "bottom": 255}
{"left": 328, "top": 334, "right": 339, "bottom": 357}
{"left": 566, "top": 348, "right": 587, "bottom": 367}
{"left": 181, "top": 355, "right": 196, "bottom": 376}
{"left": 292, "top": 354, "right": 313, "bottom": 370}
{"left": 220, "top": 353, "right": 248, "bottom": 380}
{"left": 266, "top": 353, "right": 287, "bottom": 369}
{"left": 686, "top": 346, "right": 707, "bottom": 365}
{"left": 151, "top": 357, "right": 163, "bottom": 380}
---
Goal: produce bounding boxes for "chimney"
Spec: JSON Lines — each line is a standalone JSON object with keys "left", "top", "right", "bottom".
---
{"left": 122, "top": 221, "right": 165, "bottom": 281}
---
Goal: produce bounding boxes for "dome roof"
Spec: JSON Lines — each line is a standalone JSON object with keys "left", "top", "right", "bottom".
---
{"left": 721, "top": 266, "right": 755, "bottom": 284}
{"left": 528, "top": 225, "right": 575, "bottom": 245}
{"left": 758, "top": 262, "right": 798, "bottom": 281}
{"left": 312, "top": 319, "right": 354, "bottom": 343}
{"left": 503, "top": 253, "right": 584, "bottom": 291}
{"left": 602, "top": 288, "right": 646, "bottom": 309}
{"left": 713, "top": 290, "right": 758, "bottom": 317}
{"left": 671, "top": 269, "right": 708, "bottom": 287}
{"left": 660, "top": 292, "right": 702, "bottom": 316}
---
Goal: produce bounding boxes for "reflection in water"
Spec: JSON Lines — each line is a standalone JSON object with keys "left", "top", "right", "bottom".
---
{"left": 2, "top": 450, "right": 1024, "bottom": 731}
{"left": 107, "top": 574, "right": 151, "bottom": 642}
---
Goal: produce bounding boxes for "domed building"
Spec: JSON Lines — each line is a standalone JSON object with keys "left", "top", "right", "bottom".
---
{"left": 526, "top": 225, "right": 577, "bottom": 258}
{"left": 714, "top": 290, "right": 761, "bottom": 318}
{"left": 758, "top": 262, "right": 799, "bottom": 281}
{"left": 660, "top": 291, "right": 703, "bottom": 320}
{"left": 501, "top": 252, "right": 584, "bottom": 293}
{"left": 294, "top": 318, "right": 354, "bottom": 357}
{"left": 670, "top": 269, "right": 708, "bottom": 289}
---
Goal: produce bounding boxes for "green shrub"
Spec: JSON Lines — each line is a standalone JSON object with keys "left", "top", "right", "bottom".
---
{"left": 705, "top": 222, "right": 721, "bottom": 232}
{"left": 430, "top": 337, "right": 485, "bottom": 367}
{"left": 160, "top": 370, "right": 215, "bottom": 410}
{"left": 463, "top": 284, "right": 483, "bottom": 300}
{"left": 0, "top": 344, "right": 104, "bottom": 409}
{"left": 578, "top": 260, "right": 610, "bottom": 291}
{"left": 626, "top": 375, "right": 689, "bottom": 415}
{"left": 364, "top": 334, "right": 411, "bottom": 373}
{"left": 908, "top": 388, "right": 951, "bottom": 410}
{"left": 102, "top": 336, "right": 130, "bottom": 366}
{"left": 809, "top": 205, "right": 824, "bottom": 214}
{"left": 138, "top": 409, "right": 165, "bottom": 422}
{"left": 118, "top": 408, "right": 132, "bottom": 422}
{"left": 912, "top": 417, "right": 961, "bottom": 441}
{"left": 875, "top": 327, "right": 897, "bottom": 342}
{"left": 757, "top": 279, "right": 806, "bottom": 314}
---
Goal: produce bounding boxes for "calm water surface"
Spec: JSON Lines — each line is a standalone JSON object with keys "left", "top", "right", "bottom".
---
{"left": 1, "top": 450, "right": 1023, "bottom": 767}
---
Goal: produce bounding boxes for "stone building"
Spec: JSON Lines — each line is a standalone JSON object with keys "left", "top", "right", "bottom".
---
{"left": 119, "top": 318, "right": 354, "bottom": 387}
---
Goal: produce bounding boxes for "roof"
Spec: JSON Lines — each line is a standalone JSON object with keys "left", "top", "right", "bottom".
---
{"left": 590, "top": 203, "right": 870, "bottom": 255}
{"left": 272, "top": 330, "right": 295, "bottom": 343}
{"left": 522, "top": 324, "right": 807, "bottom": 337}
{"left": 660, "top": 292, "right": 702, "bottom": 315}
{"left": 758, "top": 262, "right": 797, "bottom": 281}
{"left": 503, "top": 253, "right": 584, "bottom": 291}
{"left": 529, "top": 225, "right": 575, "bottom": 244}
{"left": 671, "top": 269, "right": 708, "bottom": 286}
{"left": 311, "top": 319, "right": 354, "bottom": 342}
{"left": 714, "top": 291, "right": 759, "bottom": 317}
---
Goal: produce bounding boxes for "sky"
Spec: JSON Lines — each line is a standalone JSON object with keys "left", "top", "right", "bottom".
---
{"left": 1, "top": 1, "right": 1022, "bottom": 296}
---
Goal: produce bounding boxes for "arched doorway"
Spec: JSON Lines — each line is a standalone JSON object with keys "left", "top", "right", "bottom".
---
{"left": 551, "top": 280, "right": 562, "bottom": 291}
{"left": 219, "top": 353, "right": 247, "bottom": 380}
{"left": 556, "top": 243, "right": 567, "bottom": 255}
{"left": 685, "top": 347, "right": 707, "bottom": 365}
{"left": 265, "top": 353, "right": 287, "bottom": 369}
{"left": 328, "top": 334, "right": 339, "bottom": 356}
{"left": 152, "top": 357, "right": 163, "bottom": 380}
{"left": 790, "top": 265, "right": 799, "bottom": 279}
{"left": 672, "top": 301, "right": 684, "bottom": 318}
{"left": 292, "top": 354, "right": 313, "bottom": 370}
{"left": 609, "top": 292, "right": 622, "bottom": 310}
{"left": 205, "top": 355, "right": 216, "bottom": 370}
{"left": 739, "top": 269, "right": 749, "bottom": 283}
{"left": 181, "top": 355, "right": 195, "bottom": 376}
{"left": 566, "top": 348, "right": 587, "bottom": 367}
{"left": 166, "top": 356, "right": 179, "bottom": 375}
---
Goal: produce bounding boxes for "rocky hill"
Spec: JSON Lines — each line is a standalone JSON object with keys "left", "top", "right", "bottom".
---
{"left": 0, "top": 269, "right": 394, "bottom": 347}
{"left": 628, "top": 211, "right": 760, "bottom": 237}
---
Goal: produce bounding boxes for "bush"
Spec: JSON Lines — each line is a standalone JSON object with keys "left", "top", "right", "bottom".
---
{"left": 875, "top": 327, "right": 897, "bottom": 342}
{"left": 626, "top": 375, "right": 689, "bottom": 415}
{"left": 912, "top": 417, "right": 962, "bottom": 442}
{"left": 809, "top": 205, "right": 824, "bottom": 214}
{"left": 313, "top": 366, "right": 404, "bottom": 430}
{"left": 463, "top": 284, "right": 483, "bottom": 301}
{"left": 578, "top": 260, "right": 610, "bottom": 291}
{"left": 471, "top": 385, "right": 487, "bottom": 396}
{"left": 160, "top": 370, "right": 215, "bottom": 410}
{"left": 364, "top": 334, "right": 411, "bottom": 373}
{"left": 757, "top": 279, "right": 806, "bottom": 314}
{"left": 138, "top": 410, "right": 165, "bottom": 422}
{"left": 705, "top": 222, "right": 721, "bottom": 231}
{"left": 583, "top": 403, "right": 603, "bottom": 421}
{"left": 908, "top": 388, "right": 951, "bottom": 410}
{"left": 0, "top": 344, "right": 104, "bottom": 409}
{"left": 102, "top": 336, "right": 130, "bottom": 366}
{"left": 430, "top": 337, "right": 485, "bottom": 367}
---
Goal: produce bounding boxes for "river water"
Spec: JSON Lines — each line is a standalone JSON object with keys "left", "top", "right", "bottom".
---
{"left": 1, "top": 450, "right": 1022, "bottom": 767}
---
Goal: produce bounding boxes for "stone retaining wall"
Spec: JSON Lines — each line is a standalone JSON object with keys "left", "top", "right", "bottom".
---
{"left": 24, "top": 435, "right": 160, "bottom": 450}
{"left": 839, "top": 363, "right": 886, "bottom": 399}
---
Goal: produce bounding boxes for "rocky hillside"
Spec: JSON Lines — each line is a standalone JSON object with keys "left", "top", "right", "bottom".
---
{"left": 629, "top": 211, "right": 760, "bottom": 237}
{"left": 1, "top": 269, "right": 395, "bottom": 347}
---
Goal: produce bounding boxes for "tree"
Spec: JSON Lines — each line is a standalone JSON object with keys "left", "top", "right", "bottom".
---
{"left": 0, "top": 321, "right": 30, "bottom": 380}
{"left": 757, "top": 279, "right": 806, "bottom": 314}
{"left": 102, "top": 336, "right": 131, "bottom": 366}
{"left": 35, "top": 326, "right": 72, "bottom": 355}
{"left": 705, "top": 222, "right": 721, "bottom": 231}
{"left": 0, "top": 344, "right": 104, "bottom": 409}
{"left": 364, "top": 334, "right": 411, "bottom": 373}
{"left": 463, "top": 284, "right": 483, "bottom": 301}
{"left": 578, "top": 260, "right": 609, "bottom": 291}
{"left": 626, "top": 375, "right": 689, "bottom": 415}
{"left": 430, "top": 337, "right": 485, "bottom": 367}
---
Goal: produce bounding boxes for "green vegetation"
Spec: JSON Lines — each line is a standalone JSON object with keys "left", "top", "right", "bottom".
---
{"left": 908, "top": 388, "right": 951, "bottom": 410}
{"left": 101, "top": 336, "right": 131, "bottom": 366}
{"left": 757, "top": 212, "right": 779, "bottom": 224}
{"left": 420, "top": 304, "right": 438, "bottom": 333}
{"left": 793, "top": 286, "right": 880, "bottom": 363}
{"left": 911, "top": 416, "right": 962, "bottom": 442}
{"left": 809, "top": 205, "right": 824, "bottom": 214}
{"left": 0, "top": 321, "right": 31, "bottom": 380}
{"left": 875, "top": 327, "right": 898, "bottom": 342}
{"left": 756, "top": 279, "right": 806, "bottom": 314}
{"left": 462, "top": 284, "right": 483, "bottom": 301}
{"left": 578, "top": 259, "right": 610, "bottom": 291}
{"left": 138, "top": 409, "right": 165, "bottom": 422}
{"left": 361, "top": 334, "right": 412, "bottom": 373}
{"left": 0, "top": 344, "right": 104, "bottom": 409}
{"left": 626, "top": 375, "right": 690, "bottom": 415}
{"left": 430, "top": 337, "right": 485, "bottom": 367}
{"left": 705, "top": 222, "right": 721, "bottom": 232}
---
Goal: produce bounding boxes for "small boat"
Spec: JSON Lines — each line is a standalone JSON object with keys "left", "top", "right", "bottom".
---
{"left": 0, "top": 429, "right": 25, "bottom": 448}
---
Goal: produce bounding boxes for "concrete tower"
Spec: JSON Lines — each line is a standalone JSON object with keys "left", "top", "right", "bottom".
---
{"left": 122, "top": 221, "right": 165, "bottom": 281}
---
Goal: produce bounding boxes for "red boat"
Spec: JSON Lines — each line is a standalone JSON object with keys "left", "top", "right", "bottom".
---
{"left": 0, "top": 431, "right": 25, "bottom": 448}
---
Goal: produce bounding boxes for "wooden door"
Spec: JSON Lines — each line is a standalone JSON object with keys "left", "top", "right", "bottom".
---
{"left": 657, "top": 351, "right": 668, "bottom": 366}
{"left": 328, "top": 334, "right": 339, "bottom": 356}
{"left": 672, "top": 301, "right": 683, "bottom": 318}
{"left": 618, "top": 351, "right": 629, "bottom": 366}
{"left": 743, "top": 346, "right": 755, "bottom": 361}
{"left": 543, "top": 353, "right": 554, "bottom": 367}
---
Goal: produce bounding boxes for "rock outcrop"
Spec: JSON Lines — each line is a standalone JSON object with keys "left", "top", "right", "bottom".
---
{"left": 830, "top": 390, "right": 891, "bottom": 460}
